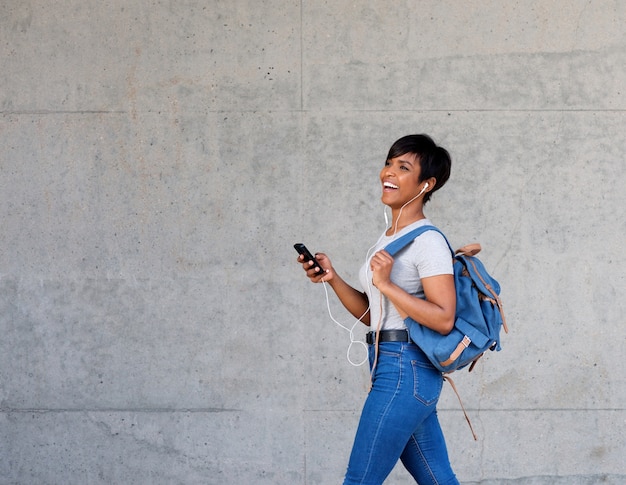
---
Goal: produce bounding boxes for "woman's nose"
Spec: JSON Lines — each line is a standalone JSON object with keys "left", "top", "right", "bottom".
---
{"left": 383, "top": 165, "right": 396, "bottom": 177}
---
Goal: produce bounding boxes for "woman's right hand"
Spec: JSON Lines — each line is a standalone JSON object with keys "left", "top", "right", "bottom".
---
{"left": 297, "top": 252, "right": 334, "bottom": 283}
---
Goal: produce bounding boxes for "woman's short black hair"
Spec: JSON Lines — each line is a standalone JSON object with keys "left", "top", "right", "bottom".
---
{"left": 386, "top": 134, "right": 452, "bottom": 204}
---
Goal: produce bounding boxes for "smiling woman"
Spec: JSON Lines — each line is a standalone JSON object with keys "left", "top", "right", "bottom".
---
{"left": 296, "top": 134, "right": 459, "bottom": 484}
{"left": 382, "top": 135, "right": 451, "bottom": 205}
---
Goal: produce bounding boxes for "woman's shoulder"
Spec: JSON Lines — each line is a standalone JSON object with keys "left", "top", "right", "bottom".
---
{"left": 407, "top": 226, "right": 452, "bottom": 261}
{"left": 414, "top": 228, "right": 448, "bottom": 246}
{"left": 408, "top": 229, "right": 453, "bottom": 275}
{"left": 401, "top": 220, "right": 447, "bottom": 247}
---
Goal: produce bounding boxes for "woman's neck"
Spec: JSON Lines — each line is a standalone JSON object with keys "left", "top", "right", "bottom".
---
{"left": 386, "top": 208, "right": 426, "bottom": 236}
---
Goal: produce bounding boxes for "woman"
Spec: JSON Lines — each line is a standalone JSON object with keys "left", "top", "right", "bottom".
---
{"left": 297, "top": 134, "right": 459, "bottom": 484}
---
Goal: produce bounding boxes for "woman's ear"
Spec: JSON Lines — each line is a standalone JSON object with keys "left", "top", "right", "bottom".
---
{"left": 423, "top": 177, "right": 437, "bottom": 192}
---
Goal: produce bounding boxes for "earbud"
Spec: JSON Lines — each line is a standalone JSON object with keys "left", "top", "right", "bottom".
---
{"left": 416, "top": 182, "right": 429, "bottom": 197}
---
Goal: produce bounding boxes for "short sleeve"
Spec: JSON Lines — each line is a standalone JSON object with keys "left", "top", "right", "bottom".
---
{"left": 412, "top": 230, "right": 453, "bottom": 278}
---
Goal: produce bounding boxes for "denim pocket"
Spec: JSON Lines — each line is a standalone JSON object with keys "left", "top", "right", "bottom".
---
{"left": 412, "top": 360, "right": 443, "bottom": 406}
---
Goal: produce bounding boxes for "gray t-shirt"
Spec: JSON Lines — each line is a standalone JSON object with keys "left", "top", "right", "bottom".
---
{"left": 359, "top": 219, "right": 453, "bottom": 331}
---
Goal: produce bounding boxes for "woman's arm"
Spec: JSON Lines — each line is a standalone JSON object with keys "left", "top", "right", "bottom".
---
{"left": 370, "top": 250, "right": 455, "bottom": 334}
{"left": 298, "top": 253, "right": 371, "bottom": 325}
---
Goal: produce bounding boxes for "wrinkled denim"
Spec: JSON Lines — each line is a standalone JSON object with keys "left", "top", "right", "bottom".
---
{"left": 343, "top": 341, "right": 459, "bottom": 485}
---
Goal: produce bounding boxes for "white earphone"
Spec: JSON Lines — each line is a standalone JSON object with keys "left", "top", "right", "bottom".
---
{"left": 416, "top": 182, "right": 429, "bottom": 197}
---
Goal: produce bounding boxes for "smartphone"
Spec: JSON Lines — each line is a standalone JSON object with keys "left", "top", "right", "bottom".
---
{"left": 294, "top": 243, "right": 325, "bottom": 276}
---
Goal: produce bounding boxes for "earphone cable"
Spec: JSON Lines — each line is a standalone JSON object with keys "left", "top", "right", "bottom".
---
{"left": 320, "top": 280, "right": 369, "bottom": 367}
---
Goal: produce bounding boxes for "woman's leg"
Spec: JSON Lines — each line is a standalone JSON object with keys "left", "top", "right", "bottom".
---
{"left": 400, "top": 409, "right": 459, "bottom": 485}
{"left": 343, "top": 342, "right": 445, "bottom": 485}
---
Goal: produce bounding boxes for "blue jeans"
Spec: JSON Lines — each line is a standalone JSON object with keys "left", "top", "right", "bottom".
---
{"left": 343, "top": 341, "right": 459, "bottom": 485}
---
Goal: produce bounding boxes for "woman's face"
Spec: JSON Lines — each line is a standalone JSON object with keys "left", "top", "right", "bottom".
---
{"left": 379, "top": 152, "right": 422, "bottom": 208}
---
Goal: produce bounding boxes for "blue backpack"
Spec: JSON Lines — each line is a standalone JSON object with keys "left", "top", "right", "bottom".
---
{"left": 384, "top": 225, "right": 508, "bottom": 374}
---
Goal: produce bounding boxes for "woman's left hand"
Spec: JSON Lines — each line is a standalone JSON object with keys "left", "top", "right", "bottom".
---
{"left": 370, "top": 250, "right": 394, "bottom": 290}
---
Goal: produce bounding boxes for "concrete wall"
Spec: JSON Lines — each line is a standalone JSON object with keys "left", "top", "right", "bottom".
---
{"left": 1, "top": 1, "right": 625, "bottom": 484}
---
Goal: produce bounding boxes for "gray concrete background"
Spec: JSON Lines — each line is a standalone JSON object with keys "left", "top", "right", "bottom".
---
{"left": 1, "top": 1, "right": 625, "bottom": 484}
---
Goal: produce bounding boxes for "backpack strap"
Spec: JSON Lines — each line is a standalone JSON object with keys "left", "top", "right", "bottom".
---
{"left": 443, "top": 375, "right": 478, "bottom": 440}
{"left": 384, "top": 224, "right": 454, "bottom": 256}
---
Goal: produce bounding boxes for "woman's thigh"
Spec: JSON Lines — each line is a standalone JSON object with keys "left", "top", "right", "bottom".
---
{"left": 343, "top": 343, "right": 445, "bottom": 484}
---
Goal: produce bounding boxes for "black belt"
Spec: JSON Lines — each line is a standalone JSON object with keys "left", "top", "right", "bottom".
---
{"left": 366, "top": 329, "right": 409, "bottom": 345}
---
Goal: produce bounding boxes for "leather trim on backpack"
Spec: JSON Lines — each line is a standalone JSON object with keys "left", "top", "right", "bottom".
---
{"left": 440, "top": 335, "right": 471, "bottom": 367}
